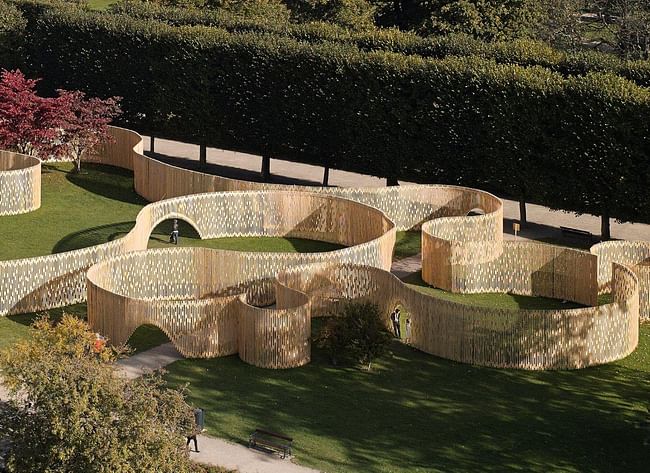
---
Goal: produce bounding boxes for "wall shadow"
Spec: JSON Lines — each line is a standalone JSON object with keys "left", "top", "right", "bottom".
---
{"left": 165, "top": 320, "right": 650, "bottom": 473}
{"left": 147, "top": 152, "right": 326, "bottom": 187}
{"left": 64, "top": 163, "right": 147, "bottom": 205}
{"left": 52, "top": 221, "right": 136, "bottom": 254}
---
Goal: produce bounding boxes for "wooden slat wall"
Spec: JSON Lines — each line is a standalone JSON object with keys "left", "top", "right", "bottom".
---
{"left": 0, "top": 151, "right": 40, "bottom": 216}
{"left": 591, "top": 241, "right": 650, "bottom": 320}
{"left": 1, "top": 125, "right": 646, "bottom": 369}
{"left": 276, "top": 263, "right": 638, "bottom": 370}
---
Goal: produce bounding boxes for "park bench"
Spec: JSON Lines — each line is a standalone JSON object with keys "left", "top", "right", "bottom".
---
{"left": 248, "top": 429, "right": 293, "bottom": 458}
{"left": 560, "top": 226, "right": 593, "bottom": 241}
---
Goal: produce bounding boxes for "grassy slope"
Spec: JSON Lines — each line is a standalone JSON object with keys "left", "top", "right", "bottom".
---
{"left": 0, "top": 163, "right": 146, "bottom": 261}
{"left": 165, "top": 321, "right": 650, "bottom": 473}
{"left": 394, "top": 230, "right": 421, "bottom": 259}
{"left": 403, "top": 271, "right": 590, "bottom": 310}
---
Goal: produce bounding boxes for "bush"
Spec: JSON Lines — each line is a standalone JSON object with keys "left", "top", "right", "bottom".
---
{"left": 317, "top": 302, "right": 391, "bottom": 370}
{"left": 285, "top": 0, "right": 376, "bottom": 31}
{"left": 315, "top": 316, "right": 351, "bottom": 366}
{"left": 0, "top": 315, "right": 197, "bottom": 473}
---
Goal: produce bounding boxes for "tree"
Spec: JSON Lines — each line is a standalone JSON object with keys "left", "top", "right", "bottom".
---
{"left": 0, "top": 315, "right": 197, "bottom": 473}
{"left": 0, "top": 1, "right": 26, "bottom": 69}
{"left": 529, "top": 0, "right": 584, "bottom": 49}
{"left": 377, "top": 0, "right": 534, "bottom": 39}
{"left": 56, "top": 89, "right": 122, "bottom": 173}
{"left": 0, "top": 69, "right": 61, "bottom": 157}
{"left": 286, "top": 0, "right": 377, "bottom": 30}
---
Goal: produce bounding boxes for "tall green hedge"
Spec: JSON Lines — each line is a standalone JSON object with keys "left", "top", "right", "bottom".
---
{"left": 107, "top": 0, "right": 650, "bottom": 88}
{"left": 0, "top": 0, "right": 26, "bottom": 68}
{"left": 13, "top": 2, "right": 650, "bottom": 224}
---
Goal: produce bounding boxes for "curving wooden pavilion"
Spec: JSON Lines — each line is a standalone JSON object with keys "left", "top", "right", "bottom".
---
{"left": 0, "top": 127, "right": 646, "bottom": 369}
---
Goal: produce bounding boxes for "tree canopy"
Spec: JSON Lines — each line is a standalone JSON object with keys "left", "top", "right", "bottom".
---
{"left": 0, "top": 315, "right": 197, "bottom": 473}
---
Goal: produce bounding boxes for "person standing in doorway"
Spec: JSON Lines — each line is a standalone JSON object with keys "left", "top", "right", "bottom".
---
{"left": 405, "top": 318, "right": 412, "bottom": 344}
{"left": 394, "top": 307, "right": 401, "bottom": 338}
{"left": 170, "top": 219, "right": 179, "bottom": 245}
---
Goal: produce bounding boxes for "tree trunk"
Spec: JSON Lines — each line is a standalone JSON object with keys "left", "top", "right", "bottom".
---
{"left": 150, "top": 136, "right": 155, "bottom": 153}
{"left": 261, "top": 155, "right": 271, "bottom": 182}
{"left": 601, "top": 211, "right": 611, "bottom": 241}
{"left": 386, "top": 177, "right": 399, "bottom": 186}
{"left": 199, "top": 144, "right": 207, "bottom": 167}
{"left": 75, "top": 158, "right": 81, "bottom": 173}
{"left": 519, "top": 198, "right": 527, "bottom": 227}
{"left": 322, "top": 166, "right": 330, "bottom": 186}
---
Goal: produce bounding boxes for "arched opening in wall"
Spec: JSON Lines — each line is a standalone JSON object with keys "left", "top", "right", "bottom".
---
{"left": 147, "top": 218, "right": 202, "bottom": 249}
{"left": 148, "top": 218, "right": 347, "bottom": 253}
{"left": 467, "top": 208, "right": 485, "bottom": 217}
{"left": 126, "top": 324, "right": 171, "bottom": 354}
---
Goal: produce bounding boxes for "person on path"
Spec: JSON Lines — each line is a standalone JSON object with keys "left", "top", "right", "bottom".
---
{"left": 405, "top": 318, "right": 412, "bottom": 344}
{"left": 393, "top": 307, "right": 402, "bottom": 338}
{"left": 390, "top": 309, "right": 397, "bottom": 337}
{"left": 170, "top": 219, "right": 179, "bottom": 245}
{"left": 186, "top": 407, "right": 205, "bottom": 453}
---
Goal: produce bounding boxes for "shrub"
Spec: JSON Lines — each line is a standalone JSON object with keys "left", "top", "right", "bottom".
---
{"left": 0, "top": 315, "right": 197, "bottom": 473}
{"left": 315, "top": 316, "right": 351, "bottom": 366}
{"left": 318, "top": 302, "right": 391, "bottom": 370}
{"left": 343, "top": 302, "right": 392, "bottom": 371}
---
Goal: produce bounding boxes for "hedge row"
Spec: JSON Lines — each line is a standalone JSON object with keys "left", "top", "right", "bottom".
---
{"left": 11, "top": 3, "right": 650, "bottom": 225}
{"left": 107, "top": 0, "right": 650, "bottom": 88}
{"left": 0, "top": 0, "right": 26, "bottom": 69}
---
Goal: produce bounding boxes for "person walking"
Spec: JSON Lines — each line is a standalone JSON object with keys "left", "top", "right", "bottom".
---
{"left": 170, "top": 219, "right": 180, "bottom": 245}
{"left": 186, "top": 407, "right": 205, "bottom": 453}
{"left": 405, "top": 318, "right": 412, "bottom": 344}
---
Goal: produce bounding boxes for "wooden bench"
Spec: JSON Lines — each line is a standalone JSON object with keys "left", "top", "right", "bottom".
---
{"left": 560, "top": 226, "right": 593, "bottom": 241}
{"left": 248, "top": 429, "right": 293, "bottom": 458}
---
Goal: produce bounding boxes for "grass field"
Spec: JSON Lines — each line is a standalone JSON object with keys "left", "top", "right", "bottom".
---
{"left": 401, "top": 271, "right": 613, "bottom": 309}
{"left": 394, "top": 230, "right": 421, "bottom": 259}
{"left": 0, "top": 163, "right": 146, "bottom": 261}
{"left": 0, "top": 162, "right": 346, "bottom": 260}
{"left": 164, "top": 320, "right": 650, "bottom": 473}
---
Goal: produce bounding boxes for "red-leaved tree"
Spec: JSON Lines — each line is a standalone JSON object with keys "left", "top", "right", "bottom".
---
{"left": 56, "top": 89, "right": 122, "bottom": 172}
{"left": 0, "top": 69, "right": 62, "bottom": 157}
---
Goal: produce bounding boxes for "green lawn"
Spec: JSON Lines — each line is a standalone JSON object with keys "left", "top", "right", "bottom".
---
{"left": 164, "top": 321, "right": 650, "bottom": 473}
{"left": 147, "top": 220, "right": 345, "bottom": 253}
{"left": 0, "top": 163, "right": 146, "bottom": 261}
{"left": 394, "top": 230, "right": 421, "bottom": 259}
{"left": 0, "top": 163, "right": 346, "bottom": 260}
{"left": 402, "top": 271, "right": 605, "bottom": 310}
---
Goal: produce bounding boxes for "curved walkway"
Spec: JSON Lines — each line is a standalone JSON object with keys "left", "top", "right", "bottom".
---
{"left": 115, "top": 346, "right": 319, "bottom": 473}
